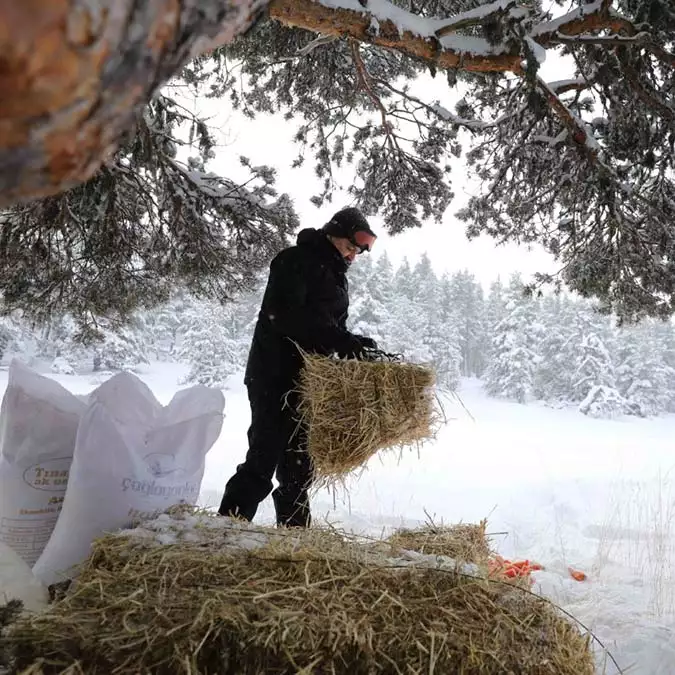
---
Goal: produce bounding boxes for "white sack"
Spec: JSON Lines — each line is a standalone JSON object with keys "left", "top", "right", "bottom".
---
{"left": 0, "top": 539, "right": 48, "bottom": 613}
{"left": 33, "top": 372, "right": 224, "bottom": 585}
{"left": 0, "top": 360, "right": 87, "bottom": 566}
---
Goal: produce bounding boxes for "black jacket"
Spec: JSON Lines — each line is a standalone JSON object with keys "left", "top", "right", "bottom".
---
{"left": 244, "top": 228, "right": 362, "bottom": 389}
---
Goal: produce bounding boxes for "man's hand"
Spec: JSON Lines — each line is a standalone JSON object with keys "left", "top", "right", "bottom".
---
{"left": 357, "top": 336, "right": 378, "bottom": 351}
{"left": 336, "top": 334, "right": 379, "bottom": 359}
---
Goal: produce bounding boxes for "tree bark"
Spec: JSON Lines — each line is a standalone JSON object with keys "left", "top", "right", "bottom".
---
{"left": 0, "top": 0, "right": 267, "bottom": 207}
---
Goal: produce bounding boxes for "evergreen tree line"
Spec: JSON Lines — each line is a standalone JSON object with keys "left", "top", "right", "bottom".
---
{"left": 4, "top": 252, "right": 675, "bottom": 419}
{"left": 347, "top": 255, "right": 675, "bottom": 419}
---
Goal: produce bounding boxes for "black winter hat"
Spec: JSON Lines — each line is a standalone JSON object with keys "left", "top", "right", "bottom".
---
{"left": 322, "top": 207, "right": 376, "bottom": 239}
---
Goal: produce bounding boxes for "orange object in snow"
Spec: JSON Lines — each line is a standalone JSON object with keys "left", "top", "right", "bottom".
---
{"left": 488, "top": 556, "right": 544, "bottom": 582}
{"left": 568, "top": 567, "right": 587, "bottom": 582}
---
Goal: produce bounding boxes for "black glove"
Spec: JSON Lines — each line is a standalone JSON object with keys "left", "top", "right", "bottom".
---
{"left": 357, "top": 336, "right": 378, "bottom": 351}
{"left": 337, "top": 335, "right": 378, "bottom": 359}
{"left": 337, "top": 334, "right": 368, "bottom": 359}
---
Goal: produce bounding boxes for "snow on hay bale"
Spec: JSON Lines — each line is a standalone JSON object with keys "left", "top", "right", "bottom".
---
{"left": 387, "top": 520, "right": 493, "bottom": 565}
{"left": 298, "top": 352, "right": 438, "bottom": 483}
{"left": 7, "top": 510, "right": 595, "bottom": 675}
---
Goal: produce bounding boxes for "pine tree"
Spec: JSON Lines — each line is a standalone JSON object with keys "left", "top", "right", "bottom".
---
{"left": 615, "top": 321, "right": 671, "bottom": 416}
{"left": 483, "top": 276, "right": 539, "bottom": 403}
{"left": 346, "top": 254, "right": 374, "bottom": 337}
{"left": 221, "top": 288, "right": 263, "bottom": 369}
{"left": 349, "top": 253, "right": 392, "bottom": 347}
{"left": 574, "top": 333, "right": 616, "bottom": 397}
{"left": 434, "top": 274, "right": 461, "bottom": 390}
{"left": 0, "top": 96, "right": 298, "bottom": 336}
{"left": 144, "top": 293, "right": 192, "bottom": 361}
{"left": 393, "top": 258, "right": 415, "bottom": 302}
{"left": 411, "top": 255, "right": 437, "bottom": 311}
{"left": 565, "top": 305, "right": 626, "bottom": 417}
{"left": 378, "top": 257, "right": 431, "bottom": 363}
{"left": 385, "top": 291, "right": 432, "bottom": 364}
{"left": 0, "top": 314, "right": 29, "bottom": 365}
{"left": 567, "top": 307, "right": 616, "bottom": 400}
{"left": 177, "top": 302, "right": 239, "bottom": 388}
{"left": 370, "top": 254, "right": 395, "bottom": 306}
{"left": 484, "top": 279, "right": 507, "bottom": 350}
{"left": 408, "top": 253, "right": 461, "bottom": 391}
{"left": 651, "top": 319, "right": 675, "bottom": 412}
{"left": 95, "top": 321, "right": 150, "bottom": 372}
{"left": 410, "top": 254, "right": 442, "bottom": 365}
{"left": 534, "top": 294, "right": 577, "bottom": 401}
{"left": 449, "top": 270, "right": 486, "bottom": 377}
{"left": 347, "top": 254, "right": 373, "bottom": 302}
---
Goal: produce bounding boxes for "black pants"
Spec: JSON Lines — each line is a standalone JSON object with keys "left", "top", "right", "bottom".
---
{"left": 218, "top": 382, "right": 313, "bottom": 527}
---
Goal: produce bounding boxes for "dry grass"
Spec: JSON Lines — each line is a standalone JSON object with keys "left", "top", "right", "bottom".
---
{"left": 591, "top": 473, "right": 675, "bottom": 617}
{"left": 387, "top": 520, "right": 492, "bottom": 565}
{"left": 297, "top": 353, "right": 438, "bottom": 484}
{"left": 7, "top": 510, "right": 595, "bottom": 675}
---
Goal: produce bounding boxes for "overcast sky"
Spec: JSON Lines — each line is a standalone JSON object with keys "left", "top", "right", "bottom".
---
{"left": 174, "top": 36, "right": 572, "bottom": 288}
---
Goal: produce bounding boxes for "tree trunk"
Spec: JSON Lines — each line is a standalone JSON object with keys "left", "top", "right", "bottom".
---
{"left": 0, "top": 0, "right": 268, "bottom": 207}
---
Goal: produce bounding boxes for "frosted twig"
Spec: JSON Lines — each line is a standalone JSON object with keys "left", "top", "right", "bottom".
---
{"left": 277, "top": 34, "right": 338, "bottom": 62}
{"left": 551, "top": 30, "right": 651, "bottom": 46}
{"left": 434, "top": 0, "right": 519, "bottom": 38}
{"left": 350, "top": 41, "right": 396, "bottom": 147}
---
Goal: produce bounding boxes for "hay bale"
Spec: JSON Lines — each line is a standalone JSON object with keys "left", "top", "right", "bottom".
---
{"left": 387, "top": 520, "right": 492, "bottom": 565}
{"left": 298, "top": 354, "right": 437, "bottom": 482}
{"left": 7, "top": 511, "right": 595, "bottom": 675}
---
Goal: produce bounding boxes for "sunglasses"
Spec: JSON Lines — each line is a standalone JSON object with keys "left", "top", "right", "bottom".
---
{"left": 349, "top": 230, "right": 377, "bottom": 253}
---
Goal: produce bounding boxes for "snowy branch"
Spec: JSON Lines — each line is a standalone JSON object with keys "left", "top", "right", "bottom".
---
{"left": 277, "top": 34, "right": 338, "bottom": 62}
{"left": 269, "top": 0, "right": 648, "bottom": 75}
{"left": 549, "top": 31, "right": 651, "bottom": 47}
{"left": 546, "top": 79, "right": 594, "bottom": 95}
{"left": 535, "top": 77, "right": 600, "bottom": 160}
{"left": 269, "top": 0, "right": 521, "bottom": 73}
{"left": 373, "top": 78, "right": 529, "bottom": 132}
{"left": 434, "top": 0, "right": 527, "bottom": 38}
{"left": 650, "top": 44, "right": 675, "bottom": 68}
{"left": 0, "top": 0, "right": 657, "bottom": 206}
{"left": 529, "top": 0, "right": 630, "bottom": 43}
{"left": 350, "top": 41, "right": 393, "bottom": 139}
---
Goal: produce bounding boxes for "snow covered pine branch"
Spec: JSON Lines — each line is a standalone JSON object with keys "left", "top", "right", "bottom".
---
{"left": 268, "top": 0, "right": 669, "bottom": 155}
{"left": 0, "top": 0, "right": 669, "bottom": 207}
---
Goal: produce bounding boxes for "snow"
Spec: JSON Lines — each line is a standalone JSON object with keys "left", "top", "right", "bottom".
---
{"left": 525, "top": 36, "right": 547, "bottom": 65}
{"left": 317, "top": 0, "right": 507, "bottom": 56}
{"left": 530, "top": 0, "right": 605, "bottom": 38}
{"left": 6, "top": 362, "right": 675, "bottom": 673}
{"left": 531, "top": 130, "right": 568, "bottom": 146}
{"left": 440, "top": 0, "right": 517, "bottom": 25}
{"left": 120, "top": 510, "right": 481, "bottom": 576}
{"left": 548, "top": 78, "right": 590, "bottom": 93}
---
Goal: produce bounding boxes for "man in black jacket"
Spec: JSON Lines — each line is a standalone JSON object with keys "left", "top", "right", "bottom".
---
{"left": 218, "top": 207, "right": 378, "bottom": 528}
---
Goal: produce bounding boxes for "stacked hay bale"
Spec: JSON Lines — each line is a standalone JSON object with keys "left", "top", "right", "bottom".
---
{"left": 5, "top": 510, "right": 595, "bottom": 674}
{"left": 298, "top": 353, "right": 438, "bottom": 483}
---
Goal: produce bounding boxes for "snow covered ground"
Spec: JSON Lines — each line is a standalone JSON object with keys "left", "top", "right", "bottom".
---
{"left": 13, "top": 361, "right": 675, "bottom": 674}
